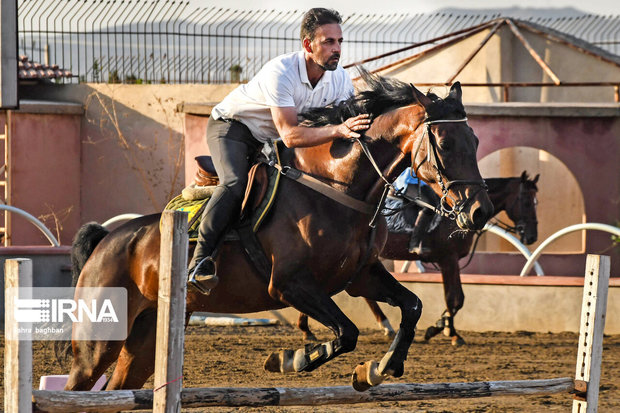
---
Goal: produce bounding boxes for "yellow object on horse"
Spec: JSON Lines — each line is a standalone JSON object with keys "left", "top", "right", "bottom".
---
{"left": 162, "top": 163, "right": 281, "bottom": 241}
{"left": 163, "top": 191, "right": 211, "bottom": 241}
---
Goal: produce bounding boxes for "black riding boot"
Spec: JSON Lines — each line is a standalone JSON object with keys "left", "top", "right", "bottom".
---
{"left": 408, "top": 208, "right": 434, "bottom": 255}
{"left": 188, "top": 185, "right": 240, "bottom": 294}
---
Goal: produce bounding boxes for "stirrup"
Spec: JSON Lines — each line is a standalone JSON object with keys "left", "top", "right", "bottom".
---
{"left": 187, "top": 257, "right": 219, "bottom": 295}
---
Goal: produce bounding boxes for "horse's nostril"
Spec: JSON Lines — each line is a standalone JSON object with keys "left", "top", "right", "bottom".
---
{"left": 471, "top": 206, "right": 489, "bottom": 230}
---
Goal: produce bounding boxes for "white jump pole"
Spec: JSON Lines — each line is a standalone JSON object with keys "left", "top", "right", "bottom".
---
{"left": 572, "top": 254, "right": 610, "bottom": 413}
{"left": 153, "top": 210, "right": 188, "bottom": 413}
{"left": 4, "top": 258, "right": 33, "bottom": 413}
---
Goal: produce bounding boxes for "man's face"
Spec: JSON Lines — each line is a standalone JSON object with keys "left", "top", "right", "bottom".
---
{"left": 306, "top": 23, "right": 343, "bottom": 71}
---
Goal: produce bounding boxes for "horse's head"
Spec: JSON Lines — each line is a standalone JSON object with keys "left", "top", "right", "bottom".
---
{"left": 405, "top": 83, "right": 493, "bottom": 231}
{"left": 505, "top": 171, "right": 539, "bottom": 245}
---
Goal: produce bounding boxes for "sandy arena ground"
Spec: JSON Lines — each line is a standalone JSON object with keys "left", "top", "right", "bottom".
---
{"left": 1, "top": 323, "right": 619, "bottom": 412}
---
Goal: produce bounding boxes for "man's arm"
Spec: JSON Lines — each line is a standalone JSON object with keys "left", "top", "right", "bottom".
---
{"left": 271, "top": 106, "right": 370, "bottom": 148}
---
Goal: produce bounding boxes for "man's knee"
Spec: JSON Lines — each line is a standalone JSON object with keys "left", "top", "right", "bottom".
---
{"left": 217, "top": 182, "right": 246, "bottom": 202}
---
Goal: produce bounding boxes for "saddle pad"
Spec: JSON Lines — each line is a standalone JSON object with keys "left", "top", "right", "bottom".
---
{"left": 383, "top": 197, "right": 442, "bottom": 235}
{"left": 384, "top": 197, "right": 414, "bottom": 234}
{"left": 161, "top": 165, "right": 280, "bottom": 242}
{"left": 162, "top": 193, "right": 211, "bottom": 241}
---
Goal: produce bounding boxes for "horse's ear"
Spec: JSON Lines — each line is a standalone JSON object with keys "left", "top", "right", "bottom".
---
{"left": 520, "top": 171, "right": 528, "bottom": 181}
{"left": 411, "top": 84, "right": 432, "bottom": 108}
{"left": 448, "top": 81, "right": 462, "bottom": 102}
{"left": 532, "top": 174, "right": 540, "bottom": 184}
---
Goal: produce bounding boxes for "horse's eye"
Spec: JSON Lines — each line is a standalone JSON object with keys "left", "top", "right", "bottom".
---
{"left": 439, "top": 139, "right": 451, "bottom": 151}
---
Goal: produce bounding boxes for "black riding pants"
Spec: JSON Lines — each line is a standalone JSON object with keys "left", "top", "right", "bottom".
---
{"left": 191, "top": 117, "right": 262, "bottom": 264}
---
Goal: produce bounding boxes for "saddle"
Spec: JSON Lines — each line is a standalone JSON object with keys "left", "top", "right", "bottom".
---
{"left": 163, "top": 156, "right": 279, "bottom": 280}
{"left": 164, "top": 156, "right": 277, "bottom": 237}
{"left": 194, "top": 156, "right": 219, "bottom": 187}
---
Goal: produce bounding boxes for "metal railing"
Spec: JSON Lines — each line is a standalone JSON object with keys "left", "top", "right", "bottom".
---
{"left": 17, "top": 1, "right": 620, "bottom": 84}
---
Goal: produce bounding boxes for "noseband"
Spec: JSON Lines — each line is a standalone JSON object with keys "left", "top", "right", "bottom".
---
{"left": 411, "top": 118, "right": 487, "bottom": 220}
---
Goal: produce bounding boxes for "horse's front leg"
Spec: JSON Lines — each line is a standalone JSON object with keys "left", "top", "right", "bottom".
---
{"left": 263, "top": 271, "right": 359, "bottom": 374}
{"left": 346, "top": 261, "right": 422, "bottom": 391}
{"left": 425, "top": 256, "right": 465, "bottom": 346}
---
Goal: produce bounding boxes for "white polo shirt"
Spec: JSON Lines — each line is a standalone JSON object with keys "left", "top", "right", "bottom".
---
{"left": 211, "top": 51, "right": 354, "bottom": 143}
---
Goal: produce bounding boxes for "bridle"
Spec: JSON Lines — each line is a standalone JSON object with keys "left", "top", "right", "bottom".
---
{"left": 492, "top": 181, "right": 538, "bottom": 242}
{"left": 355, "top": 116, "right": 487, "bottom": 223}
{"left": 410, "top": 117, "right": 487, "bottom": 220}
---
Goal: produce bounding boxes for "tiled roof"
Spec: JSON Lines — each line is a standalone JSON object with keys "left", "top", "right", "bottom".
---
{"left": 18, "top": 55, "right": 73, "bottom": 80}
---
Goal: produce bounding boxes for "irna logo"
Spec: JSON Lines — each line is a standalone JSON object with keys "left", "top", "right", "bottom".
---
{"left": 15, "top": 298, "right": 119, "bottom": 323}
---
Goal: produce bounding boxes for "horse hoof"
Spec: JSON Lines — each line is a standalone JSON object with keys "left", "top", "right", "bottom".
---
{"left": 263, "top": 352, "right": 281, "bottom": 373}
{"left": 424, "top": 326, "right": 441, "bottom": 341}
{"left": 383, "top": 329, "right": 396, "bottom": 339}
{"left": 351, "top": 363, "right": 372, "bottom": 392}
{"left": 351, "top": 360, "right": 386, "bottom": 392}
{"left": 389, "top": 362, "right": 404, "bottom": 378}
{"left": 451, "top": 336, "right": 466, "bottom": 346}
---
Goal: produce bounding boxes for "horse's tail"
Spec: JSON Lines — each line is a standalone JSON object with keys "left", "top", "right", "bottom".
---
{"left": 55, "top": 222, "right": 109, "bottom": 368}
{"left": 70, "top": 222, "right": 109, "bottom": 287}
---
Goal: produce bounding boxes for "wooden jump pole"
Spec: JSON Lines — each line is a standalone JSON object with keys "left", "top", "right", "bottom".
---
{"left": 572, "top": 254, "right": 610, "bottom": 413}
{"left": 4, "top": 258, "right": 33, "bottom": 413}
{"left": 31, "top": 378, "right": 575, "bottom": 411}
{"left": 153, "top": 210, "right": 188, "bottom": 413}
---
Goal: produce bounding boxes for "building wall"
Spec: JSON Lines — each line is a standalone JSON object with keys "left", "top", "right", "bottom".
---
{"left": 20, "top": 83, "right": 235, "bottom": 231}
{"left": 477, "top": 146, "right": 585, "bottom": 253}
{"left": 381, "top": 25, "right": 620, "bottom": 103}
{"left": 465, "top": 105, "right": 620, "bottom": 275}
{"left": 1, "top": 103, "right": 82, "bottom": 245}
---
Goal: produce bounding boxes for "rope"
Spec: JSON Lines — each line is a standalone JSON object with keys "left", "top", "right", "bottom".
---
{"left": 153, "top": 375, "right": 183, "bottom": 392}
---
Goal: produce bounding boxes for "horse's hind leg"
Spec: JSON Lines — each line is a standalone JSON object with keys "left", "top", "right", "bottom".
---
{"left": 346, "top": 261, "right": 422, "bottom": 391}
{"left": 364, "top": 298, "right": 396, "bottom": 338}
{"left": 106, "top": 309, "right": 157, "bottom": 390}
{"left": 297, "top": 313, "right": 319, "bottom": 342}
{"left": 264, "top": 275, "right": 359, "bottom": 374}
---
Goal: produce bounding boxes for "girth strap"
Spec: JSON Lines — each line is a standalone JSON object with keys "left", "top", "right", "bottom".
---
{"left": 271, "top": 163, "right": 375, "bottom": 215}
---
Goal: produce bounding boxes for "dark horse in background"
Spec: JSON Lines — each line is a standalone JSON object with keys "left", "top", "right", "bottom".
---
{"left": 58, "top": 72, "right": 493, "bottom": 393}
{"left": 298, "top": 172, "right": 539, "bottom": 346}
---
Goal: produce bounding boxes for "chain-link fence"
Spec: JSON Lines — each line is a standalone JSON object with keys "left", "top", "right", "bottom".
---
{"left": 17, "top": 0, "right": 620, "bottom": 84}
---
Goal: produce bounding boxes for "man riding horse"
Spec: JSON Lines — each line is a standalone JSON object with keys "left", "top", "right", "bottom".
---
{"left": 189, "top": 8, "right": 371, "bottom": 293}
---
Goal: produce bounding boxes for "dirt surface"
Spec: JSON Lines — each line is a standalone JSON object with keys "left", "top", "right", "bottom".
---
{"left": 2, "top": 325, "right": 620, "bottom": 412}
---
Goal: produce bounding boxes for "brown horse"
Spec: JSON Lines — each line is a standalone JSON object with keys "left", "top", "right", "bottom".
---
{"left": 297, "top": 172, "right": 539, "bottom": 345}
{"left": 59, "top": 73, "right": 493, "bottom": 393}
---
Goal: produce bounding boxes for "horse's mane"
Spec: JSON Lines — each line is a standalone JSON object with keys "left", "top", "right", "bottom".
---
{"left": 300, "top": 68, "right": 466, "bottom": 127}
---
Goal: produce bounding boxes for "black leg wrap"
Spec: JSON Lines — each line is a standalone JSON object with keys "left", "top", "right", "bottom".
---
{"left": 299, "top": 343, "right": 327, "bottom": 372}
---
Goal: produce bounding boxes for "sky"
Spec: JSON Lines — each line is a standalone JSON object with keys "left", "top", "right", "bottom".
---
{"left": 192, "top": 0, "right": 619, "bottom": 15}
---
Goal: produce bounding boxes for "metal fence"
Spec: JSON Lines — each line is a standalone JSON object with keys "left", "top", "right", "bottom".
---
{"left": 17, "top": 0, "right": 620, "bottom": 84}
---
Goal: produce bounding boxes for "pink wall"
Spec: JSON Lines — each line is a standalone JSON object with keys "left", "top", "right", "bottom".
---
{"left": 4, "top": 107, "right": 82, "bottom": 245}
{"left": 467, "top": 113, "right": 619, "bottom": 275}
{"left": 184, "top": 114, "right": 210, "bottom": 185}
